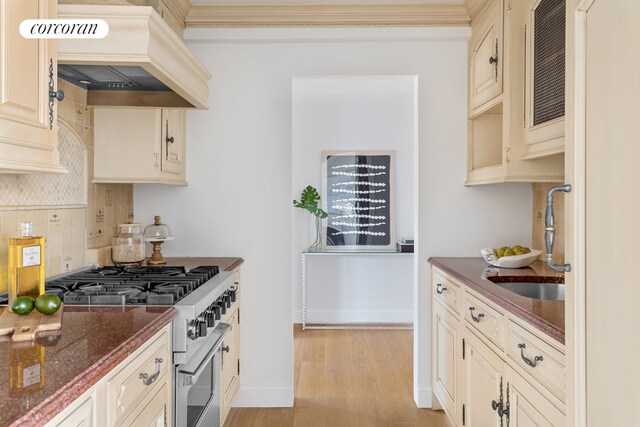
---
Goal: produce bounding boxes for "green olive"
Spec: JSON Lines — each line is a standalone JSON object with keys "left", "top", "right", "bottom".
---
{"left": 11, "top": 296, "right": 35, "bottom": 315}
{"left": 35, "top": 294, "right": 61, "bottom": 315}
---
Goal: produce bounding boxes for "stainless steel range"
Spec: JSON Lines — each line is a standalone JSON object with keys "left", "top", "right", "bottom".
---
{"left": 39, "top": 265, "right": 238, "bottom": 427}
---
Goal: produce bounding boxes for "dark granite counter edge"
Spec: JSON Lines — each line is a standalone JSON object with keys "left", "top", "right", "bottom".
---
{"left": 429, "top": 258, "right": 565, "bottom": 345}
{"left": 11, "top": 308, "right": 177, "bottom": 427}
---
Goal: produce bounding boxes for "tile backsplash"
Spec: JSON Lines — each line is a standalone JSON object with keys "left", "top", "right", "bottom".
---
{"left": 0, "top": 80, "right": 133, "bottom": 292}
{"left": 532, "top": 183, "right": 565, "bottom": 263}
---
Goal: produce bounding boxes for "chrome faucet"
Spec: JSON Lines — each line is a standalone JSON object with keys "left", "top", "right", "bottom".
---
{"left": 545, "top": 185, "right": 572, "bottom": 272}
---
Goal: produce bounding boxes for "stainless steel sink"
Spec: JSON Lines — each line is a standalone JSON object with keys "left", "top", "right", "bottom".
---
{"left": 488, "top": 278, "right": 565, "bottom": 301}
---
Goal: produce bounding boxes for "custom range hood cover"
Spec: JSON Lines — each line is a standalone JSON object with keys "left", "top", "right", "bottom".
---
{"left": 57, "top": 5, "right": 211, "bottom": 108}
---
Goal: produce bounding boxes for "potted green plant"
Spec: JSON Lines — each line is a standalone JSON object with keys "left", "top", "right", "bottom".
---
{"left": 293, "top": 185, "right": 328, "bottom": 250}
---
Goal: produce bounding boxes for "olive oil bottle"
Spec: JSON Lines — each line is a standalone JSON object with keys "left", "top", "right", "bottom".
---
{"left": 8, "top": 222, "right": 45, "bottom": 304}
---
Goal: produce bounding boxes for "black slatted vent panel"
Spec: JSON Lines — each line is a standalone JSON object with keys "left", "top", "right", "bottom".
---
{"left": 533, "top": 0, "right": 566, "bottom": 126}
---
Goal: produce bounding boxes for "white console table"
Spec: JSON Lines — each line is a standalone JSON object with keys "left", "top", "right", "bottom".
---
{"left": 302, "top": 249, "right": 414, "bottom": 330}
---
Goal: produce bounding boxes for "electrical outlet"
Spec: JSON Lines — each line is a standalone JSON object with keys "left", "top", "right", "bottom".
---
{"left": 62, "top": 257, "right": 73, "bottom": 272}
{"left": 536, "top": 210, "right": 543, "bottom": 223}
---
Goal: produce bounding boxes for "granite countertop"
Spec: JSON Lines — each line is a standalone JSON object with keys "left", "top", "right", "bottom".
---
{"left": 0, "top": 256, "right": 243, "bottom": 426}
{"left": 0, "top": 306, "right": 176, "bottom": 427}
{"left": 161, "top": 256, "right": 244, "bottom": 272}
{"left": 428, "top": 257, "right": 565, "bottom": 344}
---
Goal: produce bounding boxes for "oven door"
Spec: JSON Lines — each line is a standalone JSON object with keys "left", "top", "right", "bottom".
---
{"left": 175, "top": 323, "right": 230, "bottom": 427}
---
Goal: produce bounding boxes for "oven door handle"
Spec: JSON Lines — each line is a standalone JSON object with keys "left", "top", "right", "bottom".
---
{"left": 179, "top": 323, "right": 230, "bottom": 379}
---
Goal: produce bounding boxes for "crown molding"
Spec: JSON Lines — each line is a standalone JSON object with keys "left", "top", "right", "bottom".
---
{"left": 185, "top": 3, "right": 470, "bottom": 28}
{"left": 464, "top": 0, "right": 491, "bottom": 20}
{"left": 165, "top": 0, "right": 192, "bottom": 21}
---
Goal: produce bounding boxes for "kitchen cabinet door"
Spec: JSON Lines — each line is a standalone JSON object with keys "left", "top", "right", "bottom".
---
{"left": 523, "top": 0, "right": 566, "bottom": 158}
{"left": 433, "top": 301, "right": 462, "bottom": 425}
{"left": 570, "top": 0, "right": 640, "bottom": 424}
{"left": 160, "top": 108, "right": 185, "bottom": 175}
{"left": 505, "top": 366, "right": 565, "bottom": 426}
{"left": 94, "top": 107, "right": 187, "bottom": 185}
{"left": 45, "top": 384, "right": 99, "bottom": 427}
{"left": 463, "top": 328, "right": 504, "bottom": 427}
{"left": 469, "top": 0, "right": 503, "bottom": 113}
{"left": 221, "top": 305, "right": 240, "bottom": 426}
{"left": 0, "top": 0, "right": 66, "bottom": 173}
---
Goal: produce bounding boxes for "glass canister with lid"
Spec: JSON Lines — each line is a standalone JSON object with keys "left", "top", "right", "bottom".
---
{"left": 112, "top": 223, "right": 146, "bottom": 267}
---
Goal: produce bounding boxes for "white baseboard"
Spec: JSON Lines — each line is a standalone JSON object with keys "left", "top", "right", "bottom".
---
{"left": 232, "top": 385, "right": 294, "bottom": 408}
{"left": 414, "top": 386, "right": 433, "bottom": 408}
{"left": 293, "top": 310, "right": 413, "bottom": 324}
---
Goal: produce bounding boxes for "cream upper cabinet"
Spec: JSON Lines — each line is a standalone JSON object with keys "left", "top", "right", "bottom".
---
{"left": 523, "top": 0, "right": 566, "bottom": 159}
{"left": 469, "top": 0, "right": 503, "bottom": 114}
{"left": 465, "top": 0, "right": 564, "bottom": 185}
{"left": 93, "top": 107, "right": 186, "bottom": 185}
{"left": 0, "top": 0, "right": 66, "bottom": 174}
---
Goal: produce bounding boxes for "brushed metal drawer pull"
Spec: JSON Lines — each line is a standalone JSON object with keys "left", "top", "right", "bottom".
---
{"left": 139, "top": 357, "right": 163, "bottom": 386}
{"left": 518, "top": 343, "right": 543, "bottom": 367}
{"left": 469, "top": 307, "right": 485, "bottom": 323}
{"left": 436, "top": 283, "right": 447, "bottom": 294}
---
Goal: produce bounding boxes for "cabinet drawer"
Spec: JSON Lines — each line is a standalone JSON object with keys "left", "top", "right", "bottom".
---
{"left": 506, "top": 320, "right": 566, "bottom": 402}
{"left": 121, "top": 379, "right": 171, "bottom": 427}
{"left": 463, "top": 292, "right": 505, "bottom": 349}
{"left": 105, "top": 327, "right": 171, "bottom": 426}
{"left": 433, "top": 272, "right": 461, "bottom": 314}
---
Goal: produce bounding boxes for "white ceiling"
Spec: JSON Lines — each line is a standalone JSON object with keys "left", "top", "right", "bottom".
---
{"left": 190, "top": 0, "right": 464, "bottom": 5}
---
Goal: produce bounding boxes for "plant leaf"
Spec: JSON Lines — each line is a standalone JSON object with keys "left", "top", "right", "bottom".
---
{"left": 293, "top": 185, "right": 327, "bottom": 218}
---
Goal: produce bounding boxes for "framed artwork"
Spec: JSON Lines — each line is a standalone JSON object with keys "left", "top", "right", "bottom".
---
{"left": 321, "top": 151, "right": 395, "bottom": 250}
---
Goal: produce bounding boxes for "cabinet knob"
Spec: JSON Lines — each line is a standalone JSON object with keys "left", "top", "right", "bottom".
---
{"left": 222, "top": 345, "right": 230, "bottom": 353}
{"left": 436, "top": 283, "right": 447, "bottom": 294}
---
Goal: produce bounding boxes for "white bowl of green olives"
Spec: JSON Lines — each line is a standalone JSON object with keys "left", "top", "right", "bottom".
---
{"left": 481, "top": 246, "right": 542, "bottom": 268}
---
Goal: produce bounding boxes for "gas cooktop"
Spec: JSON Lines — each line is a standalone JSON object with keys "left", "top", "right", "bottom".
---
{"left": 0, "top": 265, "right": 220, "bottom": 306}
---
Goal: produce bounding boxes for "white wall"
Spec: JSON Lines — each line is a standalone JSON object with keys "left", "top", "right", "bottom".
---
{"left": 292, "top": 76, "right": 415, "bottom": 323}
{"left": 134, "top": 26, "right": 532, "bottom": 408}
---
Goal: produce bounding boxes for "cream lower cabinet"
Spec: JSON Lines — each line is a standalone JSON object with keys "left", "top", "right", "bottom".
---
{"left": 93, "top": 107, "right": 186, "bottom": 185}
{"left": 220, "top": 267, "right": 241, "bottom": 426}
{"left": 0, "top": 0, "right": 66, "bottom": 174}
{"left": 506, "top": 366, "right": 565, "bottom": 426}
{"left": 433, "top": 301, "right": 462, "bottom": 423}
{"left": 45, "top": 324, "right": 172, "bottom": 427}
{"left": 463, "top": 329, "right": 504, "bottom": 427}
{"left": 220, "top": 304, "right": 240, "bottom": 426}
{"left": 432, "top": 267, "right": 565, "bottom": 426}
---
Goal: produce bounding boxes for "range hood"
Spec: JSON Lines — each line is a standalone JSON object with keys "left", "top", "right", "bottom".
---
{"left": 58, "top": 5, "right": 211, "bottom": 109}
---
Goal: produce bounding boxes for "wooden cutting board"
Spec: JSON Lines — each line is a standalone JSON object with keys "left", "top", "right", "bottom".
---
{"left": 0, "top": 304, "right": 63, "bottom": 342}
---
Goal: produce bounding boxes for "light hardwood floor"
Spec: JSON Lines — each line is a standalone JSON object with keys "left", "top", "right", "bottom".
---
{"left": 225, "top": 325, "right": 452, "bottom": 427}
